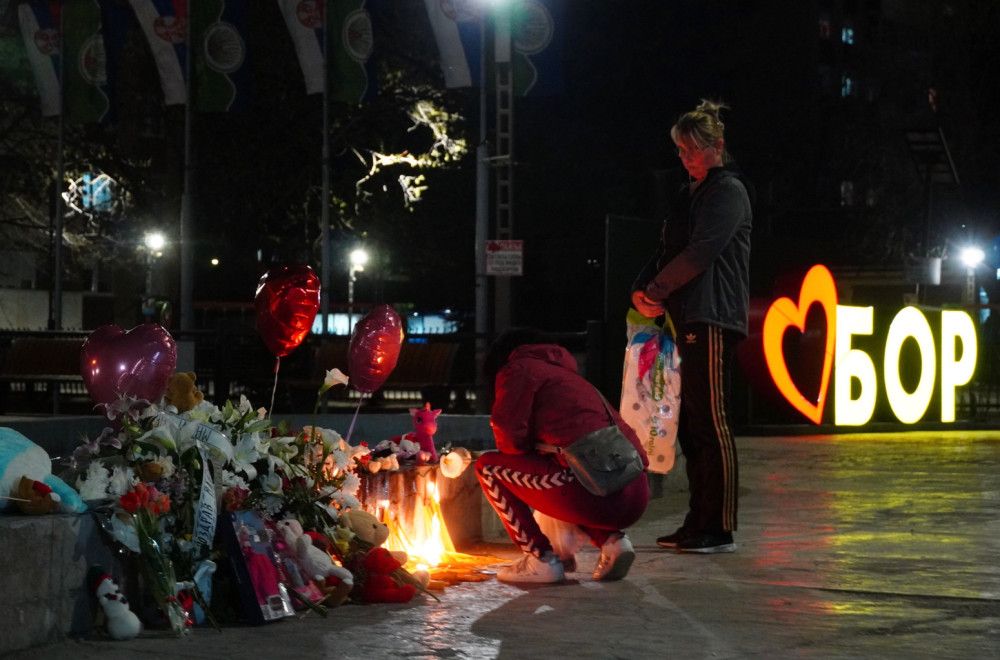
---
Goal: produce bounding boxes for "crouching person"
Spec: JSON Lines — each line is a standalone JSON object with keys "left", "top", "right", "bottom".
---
{"left": 475, "top": 328, "right": 650, "bottom": 583}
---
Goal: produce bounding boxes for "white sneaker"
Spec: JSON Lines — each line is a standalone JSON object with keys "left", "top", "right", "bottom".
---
{"left": 497, "top": 552, "right": 565, "bottom": 583}
{"left": 593, "top": 534, "right": 635, "bottom": 581}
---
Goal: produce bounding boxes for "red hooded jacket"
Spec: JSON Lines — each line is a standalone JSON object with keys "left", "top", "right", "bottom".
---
{"left": 490, "top": 344, "right": 649, "bottom": 469}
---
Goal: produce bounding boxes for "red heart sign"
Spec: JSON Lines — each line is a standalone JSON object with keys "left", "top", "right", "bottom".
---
{"left": 762, "top": 265, "right": 838, "bottom": 424}
{"left": 254, "top": 264, "right": 321, "bottom": 357}
{"left": 80, "top": 324, "right": 178, "bottom": 407}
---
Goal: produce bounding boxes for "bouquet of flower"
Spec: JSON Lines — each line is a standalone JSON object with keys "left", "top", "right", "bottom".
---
{"left": 116, "top": 483, "right": 189, "bottom": 636}
{"left": 70, "top": 369, "right": 365, "bottom": 602}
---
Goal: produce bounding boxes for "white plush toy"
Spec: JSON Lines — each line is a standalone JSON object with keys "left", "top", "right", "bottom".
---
{"left": 276, "top": 518, "right": 354, "bottom": 588}
{"left": 89, "top": 567, "right": 142, "bottom": 641}
{"left": 0, "top": 427, "right": 86, "bottom": 513}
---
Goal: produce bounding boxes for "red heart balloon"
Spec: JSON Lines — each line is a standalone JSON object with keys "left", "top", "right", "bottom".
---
{"left": 80, "top": 324, "right": 178, "bottom": 407}
{"left": 348, "top": 305, "right": 404, "bottom": 393}
{"left": 254, "top": 264, "right": 321, "bottom": 357}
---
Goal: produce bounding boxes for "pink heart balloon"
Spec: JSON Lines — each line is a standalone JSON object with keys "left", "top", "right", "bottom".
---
{"left": 348, "top": 305, "right": 404, "bottom": 393}
{"left": 80, "top": 324, "right": 178, "bottom": 407}
{"left": 254, "top": 264, "right": 321, "bottom": 357}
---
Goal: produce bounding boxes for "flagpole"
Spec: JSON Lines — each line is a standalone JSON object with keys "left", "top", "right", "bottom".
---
{"left": 179, "top": 0, "right": 194, "bottom": 331}
{"left": 50, "top": 7, "right": 65, "bottom": 331}
{"left": 320, "top": 3, "right": 331, "bottom": 335}
{"left": 474, "top": 15, "right": 489, "bottom": 411}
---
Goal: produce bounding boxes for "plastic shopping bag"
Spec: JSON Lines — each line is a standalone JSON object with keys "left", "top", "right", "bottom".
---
{"left": 533, "top": 511, "right": 590, "bottom": 561}
{"left": 619, "top": 309, "right": 681, "bottom": 474}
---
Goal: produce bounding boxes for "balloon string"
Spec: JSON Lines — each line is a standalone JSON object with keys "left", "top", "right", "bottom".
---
{"left": 344, "top": 392, "right": 365, "bottom": 445}
{"left": 268, "top": 356, "right": 281, "bottom": 419}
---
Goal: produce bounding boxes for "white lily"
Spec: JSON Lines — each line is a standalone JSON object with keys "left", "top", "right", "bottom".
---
{"left": 231, "top": 434, "right": 261, "bottom": 480}
{"left": 322, "top": 368, "right": 349, "bottom": 392}
{"left": 261, "top": 471, "right": 284, "bottom": 495}
{"left": 265, "top": 435, "right": 298, "bottom": 471}
{"left": 237, "top": 395, "right": 254, "bottom": 416}
{"left": 139, "top": 424, "right": 179, "bottom": 453}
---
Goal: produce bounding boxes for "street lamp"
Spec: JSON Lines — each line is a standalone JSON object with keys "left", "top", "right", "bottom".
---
{"left": 347, "top": 248, "right": 368, "bottom": 333}
{"left": 961, "top": 245, "right": 985, "bottom": 308}
{"left": 143, "top": 231, "right": 166, "bottom": 323}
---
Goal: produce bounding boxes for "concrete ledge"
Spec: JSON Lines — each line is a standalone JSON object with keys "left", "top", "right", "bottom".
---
{"left": 0, "top": 512, "right": 123, "bottom": 655}
{"left": 0, "top": 414, "right": 502, "bottom": 655}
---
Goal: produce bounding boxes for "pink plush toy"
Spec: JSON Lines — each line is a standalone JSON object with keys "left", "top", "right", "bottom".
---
{"left": 390, "top": 402, "right": 441, "bottom": 463}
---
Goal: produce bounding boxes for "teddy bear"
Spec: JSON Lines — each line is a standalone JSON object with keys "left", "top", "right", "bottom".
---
{"left": 0, "top": 427, "right": 86, "bottom": 514}
{"left": 88, "top": 566, "right": 141, "bottom": 641}
{"left": 275, "top": 518, "right": 353, "bottom": 607}
{"left": 13, "top": 476, "right": 60, "bottom": 515}
{"left": 163, "top": 371, "right": 204, "bottom": 413}
{"left": 338, "top": 509, "right": 429, "bottom": 604}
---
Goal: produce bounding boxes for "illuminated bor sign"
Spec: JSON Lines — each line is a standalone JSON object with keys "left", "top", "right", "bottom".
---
{"left": 762, "top": 264, "right": 978, "bottom": 426}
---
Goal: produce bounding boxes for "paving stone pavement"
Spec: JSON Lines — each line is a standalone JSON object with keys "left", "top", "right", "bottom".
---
{"left": 7, "top": 430, "right": 999, "bottom": 659}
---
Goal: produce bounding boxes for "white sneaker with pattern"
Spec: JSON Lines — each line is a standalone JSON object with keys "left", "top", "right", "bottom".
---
{"left": 497, "top": 551, "right": 565, "bottom": 583}
{"left": 593, "top": 534, "right": 635, "bottom": 581}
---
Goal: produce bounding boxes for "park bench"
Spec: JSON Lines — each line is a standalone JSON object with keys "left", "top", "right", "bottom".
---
{"left": 0, "top": 336, "right": 90, "bottom": 415}
{"left": 284, "top": 338, "right": 461, "bottom": 411}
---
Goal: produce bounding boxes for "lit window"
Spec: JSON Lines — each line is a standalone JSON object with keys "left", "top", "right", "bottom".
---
{"left": 840, "top": 181, "right": 855, "bottom": 207}
{"left": 842, "top": 26, "right": 854, "bottom": 45}
{"left": 841, "top": 75, "right": 855, "bottom": 97}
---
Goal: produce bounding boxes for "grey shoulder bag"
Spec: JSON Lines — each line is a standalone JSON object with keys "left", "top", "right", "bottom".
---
{"left": 536, "top": 387, "right": 644, "bottom": 496}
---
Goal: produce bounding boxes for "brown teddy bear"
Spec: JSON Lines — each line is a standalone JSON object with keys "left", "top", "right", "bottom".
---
{"left": 13, "top": 476, "right": 61, "bottom": 515}
{"left": 163, "top": 372, "right": 204, "bottom": 413}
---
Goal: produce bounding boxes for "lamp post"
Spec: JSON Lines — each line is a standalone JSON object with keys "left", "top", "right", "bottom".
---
{"left": 347, "top": 248, "right": 368, "bottom": 334}
{"left": 143, "top": 232, "right": 166, "bottom": 323}
{"left": 961, "top": 246, "right": 985, "bottom": 309}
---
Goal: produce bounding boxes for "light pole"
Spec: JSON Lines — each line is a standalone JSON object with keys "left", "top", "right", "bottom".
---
{"left": 347, "top": 248, "right": 368, "bottom": 334}
{"left": 961, "top": 246, "right": 985, "bottom": 310}
{"left": 143, "top": 231, "right": 166, "bottom": 323}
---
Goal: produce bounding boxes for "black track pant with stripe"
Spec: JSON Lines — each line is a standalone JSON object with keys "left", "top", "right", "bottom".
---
{"left": 677, "top": 322, "right": 740, "bottom": 533}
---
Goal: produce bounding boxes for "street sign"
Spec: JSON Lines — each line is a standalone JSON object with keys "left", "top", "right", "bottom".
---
{"left": 486, "top": 240, "right": 523, "bottom": 276}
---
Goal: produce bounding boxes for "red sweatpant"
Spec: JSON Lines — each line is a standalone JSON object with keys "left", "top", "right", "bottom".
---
{"left": 475, "top": 450, "right": 650, "bottom": 558}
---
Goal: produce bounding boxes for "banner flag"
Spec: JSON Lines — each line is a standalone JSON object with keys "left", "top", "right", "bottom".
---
{"left": 192, "top": 0, "right": 250, "bottom": 112}
{"left": 512, "top": 0, "right": 564, "bottom": 97}
{"left": 422, "top": 0, "right": 481, "bottom": 88}
{"left": 277, "top": 0, "right": 324, "bottom": 95}
{"left": 17, "top": 0, "right": 61, "bottom": 116}
{"left": 98, "top": 0, "right": 134, "bottom": 123}
{"left": 327, "top": 0, "right": 376, "bottom": 104}
{"left": 61, "top": 0, "right": 110, "bottom": 124}
{"left": 128, "top": 0, "right": 188, "bottom": 105}
{"left": 0, "top": 32, "right": 39, "bottom": 92}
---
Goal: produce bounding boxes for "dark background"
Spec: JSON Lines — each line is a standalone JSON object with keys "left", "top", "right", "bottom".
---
{"left": 1, "top": 0, "right": 998, "bottom": 331}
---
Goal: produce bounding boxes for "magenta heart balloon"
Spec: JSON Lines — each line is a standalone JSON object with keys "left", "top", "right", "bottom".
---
{"left": 80, "top": 324, "right": 178, "bottom": 407}
{"left": 348, "top": 305, "right": 404, "bottom": 393}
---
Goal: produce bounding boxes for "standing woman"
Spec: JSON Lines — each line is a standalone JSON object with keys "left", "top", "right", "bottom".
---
{"left": 475, "top": 328, "right": 650, "bottom": 583}
{"left": 632, "top": 99, "right": 753, "bottom": 553}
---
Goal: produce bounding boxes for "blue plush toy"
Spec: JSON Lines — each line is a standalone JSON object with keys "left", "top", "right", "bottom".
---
{"left": 0, "top": 427, "right": 86, "bottom": 514}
